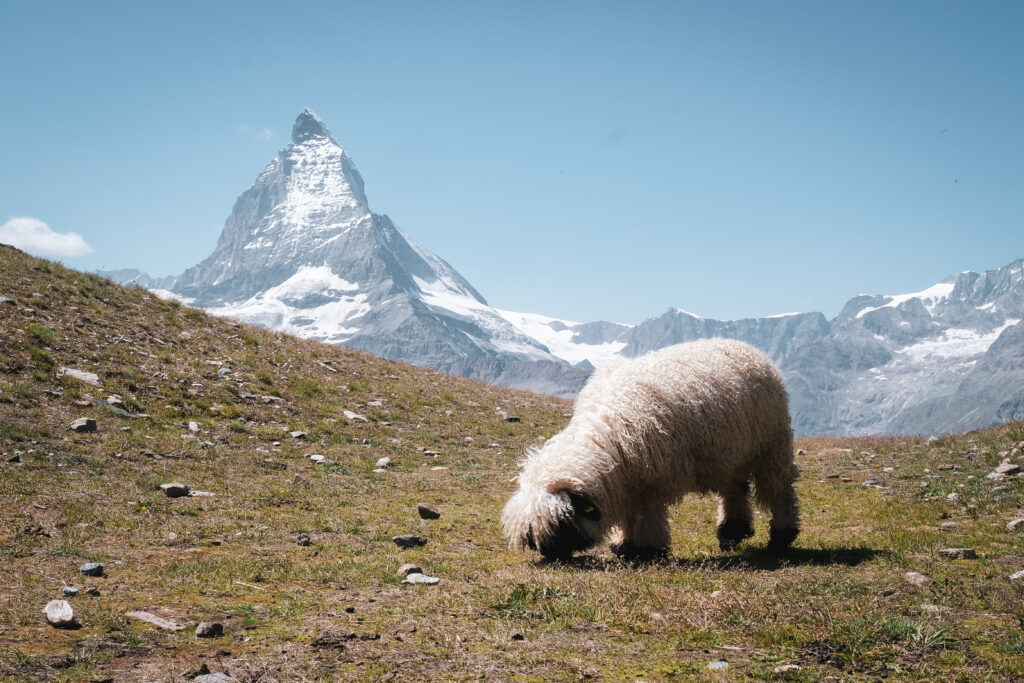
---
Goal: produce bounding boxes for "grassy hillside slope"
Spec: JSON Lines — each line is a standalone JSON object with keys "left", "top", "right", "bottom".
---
{"left": 1, "top": 244, "right": 1023, "bottom": 681}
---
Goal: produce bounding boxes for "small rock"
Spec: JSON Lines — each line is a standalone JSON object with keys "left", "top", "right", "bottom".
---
{"left": 296, "top": 533, "right": 311, "bottom": 547}
{"left": 940, "top": 521, "right": 960, "bottom": 531}
{"left": 375, "top": 457, "right": 393, "bottom": 468}
{"left": 423, "top": 450, "right": 440, "bottom": 457}
{"left": 188, "top": 421, "right": 200, "bottom": 432}
{"left": 417, "top": 503, "right": 441, "bottom": 519}
{"left": 401, "top": 572, "right": 440, "bottom": 585}
{"left": 392, "top": 534, "right": 427, "bottom": 549}
{"left": 62, "top": 586, "right": 79, "bottom": 598}
{"left": 343, "top": 410, "right": 368, "bottom": 422}
{"left": 920, "top": 603, "right": 951, "bottom": 613}
{"left": 293, "top": 474, "right": 307, "bottom": 485}
{"left": 397, "top": 563, "right": 422, "bottom": 577}
{"left": 80, "top": 562, "right": 104, "bottom": 577}
{"left": 707, "top": 660, "right": 729, "bottom": 671}
{"left": 504, "top": 415, "right": 521, "bottom": 423}
{"left": 290, "top": 431, "right": 307, "bottom": 440}
{"left": 1010, "top": 570, "right": 1024, "bottom": 581}
{"left": 373, "top": 468, "right": 387, "bottom": 474}
{"left": 1007, "top": 518, "right": 1024, "bottom": 532}
{"left": 195, "top": 621, "right": 224, "bottom": 638}
{"left": 161, "top": 482, "right": 191, "bottom": 498}
{"left": 84, "top": 587, "right": 100, "bottom": 596}
{"left": 8, "top": 454, "right": 21, "bottom": 463}
{"left": 70, "top": 418, "right": 97, "bottom": 433}
{"left": 994, "top": 461, "right": 1021, "bottom": 476}
{"left": 774, "top": 664, "right": 801, "bottom": 674}
{"left": 649, "top": 612, "right": 669, "bottom": 626}
{"left": 125, "top": 610, "right": 185, "bottom": 630}
{"left": 194, "top": 674, "right": 234, "bottom": 682}
{"left": 58, "top": 367, "right": 100, "bottom": 386}
{"left": 44, "top": 600, "right": 75, "bottom": 628}
{"left": 939, "top": 547, "right": 977, "bottom": 560}
{"left": 946, "top": 492, "right": 959, "bottom": 501}
{"left": 309, "top": 454, "right": 325, "bottom": 462}
{"left": 796, "top": 449, "right": 806, "bottom": 455}
{"left": 905, "top": 572, "right": 933, "bottom": 587}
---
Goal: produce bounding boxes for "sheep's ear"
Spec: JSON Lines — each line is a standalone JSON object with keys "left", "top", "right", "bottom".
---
{"left": 546, "top": 477, "right": 585, "bottom": 494}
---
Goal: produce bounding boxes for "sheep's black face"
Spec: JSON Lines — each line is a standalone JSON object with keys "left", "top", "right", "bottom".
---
{"left": 532, "top": 491, "right": 603, "bottom": 561}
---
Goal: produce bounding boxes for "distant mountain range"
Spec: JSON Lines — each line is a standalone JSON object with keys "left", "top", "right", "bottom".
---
{"left": 100, "top": 109, "right": 1024, "bottom": 436}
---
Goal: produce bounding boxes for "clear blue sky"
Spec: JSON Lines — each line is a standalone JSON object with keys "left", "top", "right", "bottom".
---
{"left": 2, "top": 1, "right": 1022, "bottom": 323}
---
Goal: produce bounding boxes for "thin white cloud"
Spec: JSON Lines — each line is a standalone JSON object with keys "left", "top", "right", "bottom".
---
{"left": 239, "top": 123, "right": 273, "bottom": 141}
{"left": 0, "top": 216, "right": 94, "bottom": 258}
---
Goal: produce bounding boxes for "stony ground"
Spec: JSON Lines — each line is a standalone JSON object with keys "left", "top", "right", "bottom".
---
{"left": 2, "top": 245, "right": 1024, "bottom": 682}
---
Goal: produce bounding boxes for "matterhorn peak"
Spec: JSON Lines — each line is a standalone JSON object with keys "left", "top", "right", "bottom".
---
{"left": 291, "top": 107, "right": 338, "bottom": 145}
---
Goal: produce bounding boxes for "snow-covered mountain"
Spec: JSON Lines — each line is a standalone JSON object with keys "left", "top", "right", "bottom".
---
{"left": 99, "top": 109, "right": 1024, "bottom": 436}
{"left": 152, "top": 109, "right": 590, "bottom": 396}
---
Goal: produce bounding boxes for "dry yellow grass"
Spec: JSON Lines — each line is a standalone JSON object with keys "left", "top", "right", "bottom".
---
{"left": 2, "top": 244, "right": 1024, "bottom": 681}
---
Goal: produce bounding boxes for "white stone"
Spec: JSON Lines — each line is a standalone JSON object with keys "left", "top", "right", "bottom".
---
{"left": 44, "top": 600, "right": 75, "bottom": 627}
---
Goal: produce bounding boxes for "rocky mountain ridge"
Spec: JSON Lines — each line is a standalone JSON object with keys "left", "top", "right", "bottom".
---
{"left": 99, "top": 110, "right": 1024, "bottom": 436}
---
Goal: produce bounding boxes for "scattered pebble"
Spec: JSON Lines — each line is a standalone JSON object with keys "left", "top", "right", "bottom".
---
{"left": 296, "top": 533, "right": 311, "bottom": 547}
{"left": 946, "top": 492, "right": 959, "bottom": 501}
{"left": 402, "top": 572, "right": 440, "bottom": 585}
{"left": 290, "top": 431, "right": 307, "bottom": 440}
{"left": 1007, "top": 518, "right": 1024, "bottom": 532}
{"left": 939, "top": 547, "right": 977, "bottom": 560}
{"left": 905, "top": 572, "right": 933, "bottom": 587}
{"left": 161, "top": 482, "right": 191, "bottom": 498}
{"left": 84, "top": 587, "right": 100, "bottom": 597}
{"left": 707, "top": 660, "right": 729, "bottom": 671}
{"left": 343, "top": 410, "right": 368, "bottom": 422}
{"left": 796, "top": 449, "right": 806, "bottom": 455}
{"left": 397, "top": 563, "right": 422, "bottom": 577}
{"left": 375, "top": 457, "right": 392, "bottom": 468}
{"left": 1010, "top": 570, "right": 1024, "bottom": 581}
{"left": 393, "top": 534, "right": 428, "bottom": 549}
{"left": 940, "top": 521, "right": 960, "bottom": 531}
{"left": 920, "top": 603, "right": 952, "bottom": 613}
{"left": 774, "top": 664, "right": 801, "bottom": 674}
{"left": 80, "top": 562, "right": 104, "bottom": 577}
{"left": 125, "top": 610, "right": 185, "bottom": 630}
{"left": 188, "top": 421, "right": 200, "bottom": 433}
{"left": 309, "top": 454, "right": 325, "bottom": 463}
{"left": 58, "top": 367, "right": 100, "bottom": 386}
{"left": 44, "top": 600, "right": 75, "bottom": 628}
{"left": 504, "top": 415, "right": 521, "bottom": 423}
{"left": 70, "top": 418, "right": 97, "bottom": 433}
{"left": 195, "top": 621, "right": 224, "bottom": 638}
{"left": 649, "top": 612, "right": 669, "bottom": 626}
{"left": 417, "top": 503, "right": 441, "bottom": 520}
{"left": 194, "top": 673, "right": 234, "bottom": 682}
{"left": 62, "top": 586, "right": 79, "bottom": 598}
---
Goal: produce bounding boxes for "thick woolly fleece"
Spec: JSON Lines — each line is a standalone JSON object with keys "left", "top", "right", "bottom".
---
{"left": 501, "top": 338, "right": 799, "bottom": 558}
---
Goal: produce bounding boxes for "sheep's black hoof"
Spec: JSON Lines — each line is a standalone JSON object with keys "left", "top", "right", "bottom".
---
{"left": 717, "top": 518, "right": 754, "bottom": 551}
{"left": 767, "top": 525, "right": 799, "bottom": 554}
{"left": 610, "top": 541, "right": 669, "bottom": 562}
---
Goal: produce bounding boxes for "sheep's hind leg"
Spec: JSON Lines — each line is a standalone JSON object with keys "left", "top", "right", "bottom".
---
{"left": 717, "top": 479, "right": 754, "bottom": 551}
{"left": 610, "top": 506, "right": 671, "bottom": 560}
{"left": 754, "top": 454, "right": 800, "bottom": 553}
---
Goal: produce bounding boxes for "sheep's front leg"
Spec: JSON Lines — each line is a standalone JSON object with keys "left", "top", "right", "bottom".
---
{"left": 610, "top": 505, "right": 671, "bottom": 560}
{"left": 717, "top": 479, "right": 754, "bottom": 551}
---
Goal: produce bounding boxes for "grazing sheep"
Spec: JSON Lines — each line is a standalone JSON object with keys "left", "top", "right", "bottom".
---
{"left": 501, "top": 338, "right": 799, "bottom": 560}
